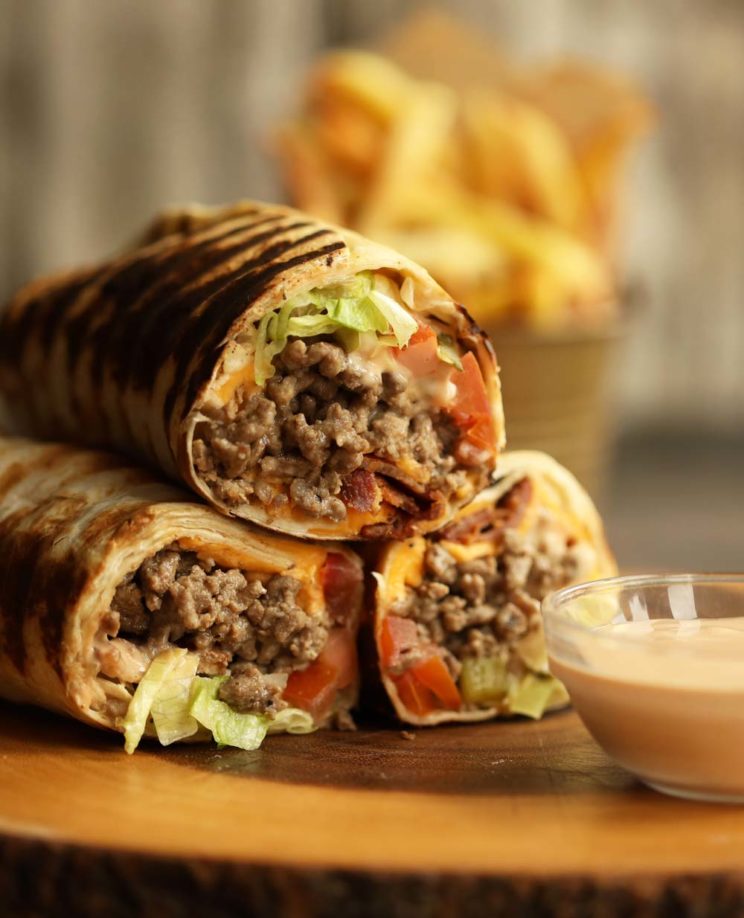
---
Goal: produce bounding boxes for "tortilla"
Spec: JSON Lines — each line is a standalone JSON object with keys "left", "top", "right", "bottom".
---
{"left": 0, "top": 201, "right": 503, "bottom": 540}
{"left": 0, "top": 436, "right": 363, "bottom": 749}
{"left": 370, "top": 450, "right": 616, "bottom": 725}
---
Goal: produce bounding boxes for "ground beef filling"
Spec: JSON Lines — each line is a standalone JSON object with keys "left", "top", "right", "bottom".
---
{"left": 106, "top": 544, "right": 328, "bottom": 715}
{"left": 192, "top": 337, "right": 474, "bottom": 523}
{"left": 394, "top": 507, "right": 596, "bottom": 681}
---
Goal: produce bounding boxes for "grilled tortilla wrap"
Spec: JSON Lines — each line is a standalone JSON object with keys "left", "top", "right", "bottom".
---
{"left": 371, "top": 451, "right": 616, "bottom": 726}
{"left": 0, "top": 201, "right": 503, "bottom": 541}
{"left": 0, "top": 437, "right": 363, "bottom": 751}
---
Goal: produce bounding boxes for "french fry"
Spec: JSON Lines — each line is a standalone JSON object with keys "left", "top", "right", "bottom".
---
{"left": 460, "top": 90, "right": 589, "bottom": 233}
{"left": 357, "top": 82, "right": 458, "bottom": 234}
{"left": 308, "top": 51, "right": 409, "bottom": 122}
{"left": 273, "top": 123, "right": 345, "bottom": 225}
{"left": 520, "top": 60, "right": 654, "bottom": 244}
{"left": 400, "top": 181, "right": 610, "bottom": 303}
{"left": 273, "top": 26, "right": 651, "bottom": 329}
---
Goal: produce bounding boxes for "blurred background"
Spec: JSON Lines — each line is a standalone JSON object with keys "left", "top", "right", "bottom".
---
{"left": 1, "top": 0, "right": 742, "bottom": 569}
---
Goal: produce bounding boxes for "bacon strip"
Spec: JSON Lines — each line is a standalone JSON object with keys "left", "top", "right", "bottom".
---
{"left": 439, "top": 477, "right": 533, "bottom": 544}
{"left": 362, "top": 456, "right": 428, "bottom": 495}
{"left": 340, "top": 469, "right": 378, "bottom": 512}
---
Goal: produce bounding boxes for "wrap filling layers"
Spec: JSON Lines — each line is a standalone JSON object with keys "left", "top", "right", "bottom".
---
{"left": 373, "top": 451, "right": 617, "bottom": 725}
{"left": 0, "top": 438, "right": 363, "bottom": 752}
{"left": 191, "top": 268, "right": 499, "bottom": 538}
{"left": 103, "top": 542, "right": 362, "bottom": 751}
{"left": 0, "top": 201, "right": 503, "bottom": 541}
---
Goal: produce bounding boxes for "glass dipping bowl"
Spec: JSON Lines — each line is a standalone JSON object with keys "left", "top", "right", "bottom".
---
{"left": 542, "top": 574, "right": 744, "bottom": 803}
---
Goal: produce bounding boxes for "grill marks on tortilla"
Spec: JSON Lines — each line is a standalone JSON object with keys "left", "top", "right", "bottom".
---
{"left": 175, "top": 236, "right": 346, "bottom": 419}
{"left": 66, "top": 216, "right": 288, "bottom": 377}
{"left": 137, "top": 223, "right": 331, "bottom": 403}
{"left": 137, "top": 204, "right": 262, "bottom": 246}
{"left": 0, "top": 446, "right": 88, "bottom": 673}
{"left": 0, "top": 444, "right": 156, "bottom": 675}
{"left": 68, "top": 215, "right": 332, "bottom": 399}
{"left": 0, "top": 272, "right": 99, "bottom": 428}
{"left": 0, "top": 207, "right": 349, "bottom": 462}
{"left": 93, "top": 215, "right": 293, "bottom": 389}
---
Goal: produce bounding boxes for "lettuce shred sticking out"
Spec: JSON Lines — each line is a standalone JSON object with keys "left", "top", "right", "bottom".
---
{"left": 436, "top": 333, "right": 463, "bottom": 371}
{"left": 189, "top": 676, "right": 269, "bottom": 750}
{"left": 267, "top": 706, "right": 316, "bottom": 735}
{"left": 507, "top": 673, "right": 562, "bottom": 719}
{"left": 150, "top": 651, "right": 200, "bottom": 746}
{"left": 254, "top": 272, "right": 418, "bottom": 385}
{"left": 122, "top": 651, "right": 318, "bottom": 754}
{"left": 123, "top": 647, "right": 194, "bottom": 754}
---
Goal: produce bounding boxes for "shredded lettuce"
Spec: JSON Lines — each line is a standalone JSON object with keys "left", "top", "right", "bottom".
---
{"left": 267, "top": 706, "right": 317, "bottom": 735}
{"left": 366, "top": 288, "right": 418, "bottom": 346}
{"left": 151, "top": 651, "right": 200, "bottom": 746}
{"left": 515, "top": 628, "right": 550, "bottom": 674}
{"left": 122, "top": 654, "right": 319, "bottom": 754}
{"left": 436, "top": 333, "right": 463, "bottom": 371}
{"left": 123, "top": 647, "right": 195, "bottom": 755}
{"left": 508, "top": 673, "right": 560, "bottom": 719}
{"left": 547, "top": 679, "right": 570, "bottom": 709}
{"left": 189, "top": 677, "right": 317, "bottom": 748}
{"left": 189, "top": 676, "right": 269, "bottom": 751}
{"left": 253, "top": 272, "right": 418, "bottom": 385}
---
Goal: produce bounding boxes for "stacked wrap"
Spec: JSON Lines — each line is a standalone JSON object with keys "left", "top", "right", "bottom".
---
{"left": 371, "top": 451, "right": 616, "bottom": 725}
{"left": 0, "top": 437, "right": 363, "bottom": 746}
{"left": 0, "top": 199, "right": 615, "bottom": 745}
{"left": 0, "top": 201, "right": 503, "bottom": 540}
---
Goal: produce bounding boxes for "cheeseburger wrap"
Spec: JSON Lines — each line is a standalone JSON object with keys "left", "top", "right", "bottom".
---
{"left": 0, "top": 202, "right": 503, "bottom": 540}
{"left": 371, "top": 451, "right": 616, "bottom": 725}
{"left": 0, "top": 437, "right": 363, "bottom": 751}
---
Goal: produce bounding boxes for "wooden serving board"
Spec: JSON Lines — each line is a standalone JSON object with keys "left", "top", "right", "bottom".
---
{"left": 2, "top": 701, "right": 744, "bottom": 917}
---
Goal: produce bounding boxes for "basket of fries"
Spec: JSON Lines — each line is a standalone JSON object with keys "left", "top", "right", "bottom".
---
{"left": 274, "top": 12, "right": 652, "bottom": 495}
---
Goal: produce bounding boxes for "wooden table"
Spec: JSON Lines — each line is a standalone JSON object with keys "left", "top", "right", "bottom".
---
{"left": 1, "top": 700, "right": 744, "bottom": 917}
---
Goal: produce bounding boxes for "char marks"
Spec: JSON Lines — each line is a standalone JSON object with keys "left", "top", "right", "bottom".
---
{"left": 91, "top": 216, "right": 291, "bottom": 390}
{"left": 0, "top": 442, "right": 168, "bottom": 676}
{"left": 128, "top": 220, "right": 320, "bottom": 396}
{"left": 0, "top": 203, "right": 351, "bottom": 471}
{"left": 175, "top": 235, "right": 345, "bottom": 419}
{"left": 66, "top": 216, "right": 281, "bottom": 375}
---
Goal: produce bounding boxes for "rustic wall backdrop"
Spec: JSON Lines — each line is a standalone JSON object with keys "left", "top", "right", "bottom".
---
{"left": 1, "top": 0, "right": 743, "bottom": 432}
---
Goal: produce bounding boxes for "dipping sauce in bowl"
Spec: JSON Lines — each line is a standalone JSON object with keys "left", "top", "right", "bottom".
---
{"left": 543, "top": 574, "right": 744, "bottom": 802}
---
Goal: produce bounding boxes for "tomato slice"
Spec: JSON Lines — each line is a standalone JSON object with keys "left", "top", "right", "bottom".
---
{"left": 379, "top": 615, "right": 420, "bottom": 669}
{"left": 320, "top": 627, "right": 358, "bottom": 689}
{"left": 322, "top": 552, "right": 363, "bottom": 625}
{"left": 408, "top": 323, "right": 437, "bottom": 347}
{"left": 410, "top": 656, "right": 461, "bottom": 710}
{"left": 381, "top": 616, "right": 462, "bottom": 715}
{"left": 450, "top": 351, "right": 496, "bottom": 454}
{"left": 282, "top": 661, "right": 338, "bottom": 720}
{"left": 394, "top": 671, "right": 439, "bottom": 717}
{"left": 394, "top": 323, "right": 440, "bottom": 376}
{"left": 282, "top": 628, "right": 357, "bottom": 720}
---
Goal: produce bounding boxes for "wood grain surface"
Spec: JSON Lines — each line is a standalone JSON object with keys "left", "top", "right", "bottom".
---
{"left": 2, "top": 700, "right": 744, "bottom": 917}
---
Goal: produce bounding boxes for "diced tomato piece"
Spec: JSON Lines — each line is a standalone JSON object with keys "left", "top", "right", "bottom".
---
{"left": 408, "top": 323, "right": 437, "bottom": 347}
{"left": 319, "top": 627, "right": 358, "bottom": 690}
{"left": 410, "top": 656, "right": 461, "bottom": 710}
{"left": 322, "top": 552, "right": 363, "bottom": 624}
{"left": 282, "top": 661, "right": 338, "bottom": 720}
{"left": 381, "top": 616, "right": 462, "bottom": 715}
{"left": 450, "top": 351, "right": 496, "bottom": 454}
{"left": 394, "top": 671, "right": 439, "bottom": 717}
{"left": 379, "top": 615, "right": 420, "bottom": 669}
{"left": 394, "top": 323, "right": 440, "bottom": 376}
{"left": 282, "top": 628, "right": 357, "bottom": 720}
